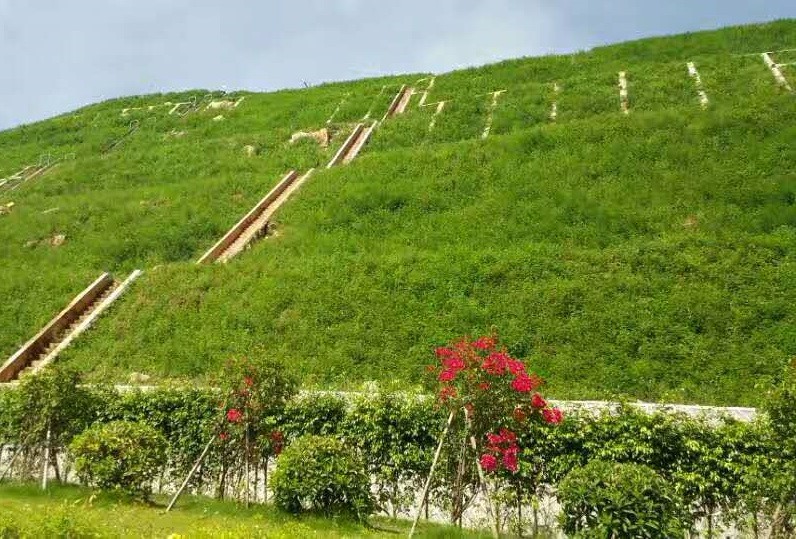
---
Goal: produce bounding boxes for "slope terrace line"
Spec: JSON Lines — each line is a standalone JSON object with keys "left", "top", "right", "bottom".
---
{"left": 0, "top": 271, "right": 140, "bottom": 384}
{"left": 618, "top": 71, "right": 630, "bottom": 114}
{"left": 761, "top": 52, "right": 793, "bottom": 91}
{"left": 687, "top": 62, "right": 710, "bottom": 108}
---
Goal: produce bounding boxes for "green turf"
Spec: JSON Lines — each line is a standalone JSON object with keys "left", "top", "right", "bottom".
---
{"left": 0, "top": 19, "right": 794, "bottom": 405}
{"left": 0, "top": 483, "right": 486, "bottom": 538}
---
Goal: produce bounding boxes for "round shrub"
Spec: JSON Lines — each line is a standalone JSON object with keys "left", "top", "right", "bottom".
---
{"left": 558, "top": 460, "right": 686, "bottom": 538}
{"left": 70, "top": 420, "right": 167, "bottom": 498}
{"left": 271, "top": 434, "right": 373, "bottom": 520}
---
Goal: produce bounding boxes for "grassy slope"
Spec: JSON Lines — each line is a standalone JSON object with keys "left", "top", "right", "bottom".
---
{"left": 1, "top": 20, "right": 794, "bottom": 405}
{"left": 0, "top": 483, "right": 484, "bottom": 538}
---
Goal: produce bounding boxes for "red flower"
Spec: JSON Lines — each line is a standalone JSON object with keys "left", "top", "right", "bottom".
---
{"left": 439, "top": 386, "right": 457, "bottom": 402}
{"left": 443, "top": 356, "right": 465, "bottom": 372}
{"left": 482, "top": 352, "right": 509, "bottom": 375}
{"left": 435, "top": 347, "right": 456, "bottom": 359}
{"left": 498, "top": 428, "right": 517, "bottom": 444}
{"left": 478, "top": 382, "right": 491, "bottom": 391}
{"left": 480, "top": 454, "right": 498, "bottom": 472}
{"left": 243, "top": 376, "right": 254, "bottom": 387}
{"left": 226, "top": 408, "right": 243, "bottom": 423}
{"left": 531, "top": 393, "right": 547, "bottom": 409}
{"left": 473, "top": 336, "right": 496, "bottom": 350}
{"left": 270, "top": 430, "right": 284, "bottom": 455}
{"left": 512, "top": 373, "right": 542, "bottom": 393}
{"left": 511, "top": 374, "right": 533, "bottom": 392}
{"left": 439, "top": 370, "right": 456, "bottom": 382}
{"left": 219, "top": 431, "right": 229, "bottom": 441}
{"left": 542, "top": 407, "right": 564, "bottom": 425}
{"left": 506, "top": 359, "right": 526, "bottom": 376}
{"left": 486, "top": 432, "right": 503, "bottom": 446}
{"left": 502, "top": 450, "right": 519, "bottom": 473}
{"left": 513, "top": 407, "right": 527, "bottom": 423}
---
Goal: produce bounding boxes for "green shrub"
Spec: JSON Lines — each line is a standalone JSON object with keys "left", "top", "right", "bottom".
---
{"left": 558, "top": 460, "right": 686, "bottom": 538}
{"left": 271, "top": 435, "right": 373, "bottom": 520}
{"left": 69, "top": 420, "right": 166, "bottom": 498}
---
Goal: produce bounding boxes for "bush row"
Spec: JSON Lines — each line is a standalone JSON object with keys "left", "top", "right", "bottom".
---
{"left": 0, "top": 365, "right": 794, "bottom": 536}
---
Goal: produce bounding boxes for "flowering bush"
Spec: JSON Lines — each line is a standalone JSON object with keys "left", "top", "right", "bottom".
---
{"left": 428, "top": 335, "right": 563, "bottom": 475}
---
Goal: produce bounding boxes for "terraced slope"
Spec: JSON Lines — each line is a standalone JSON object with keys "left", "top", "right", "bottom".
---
{"left": 1, "top": 20, "right": 794, "bottom": 405}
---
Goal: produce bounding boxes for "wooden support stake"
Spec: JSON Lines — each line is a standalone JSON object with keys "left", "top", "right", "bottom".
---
{"left": 465, "top": 410, "right": 500, "bottom": 538}
{"left": 166, "top": 435, "right": 215, "bottom": 512}
{"left": 408, "top": 410, "right": 456, "bottom": 538}
{"left": 41, "top": 421, "right": 51, "bottom": 490}
{"left": 0, "top": 445, "right": 23, "bottom": 482}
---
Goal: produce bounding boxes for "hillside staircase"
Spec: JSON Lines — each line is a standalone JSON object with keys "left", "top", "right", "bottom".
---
{"left": 0, "top": 270, "right": 142, "bottom": 383}
{"left": 198, "top": 169, "right": 315, "bottom": 264}
{"left": 326, "top": 121, "right": 377, "bottom": 168}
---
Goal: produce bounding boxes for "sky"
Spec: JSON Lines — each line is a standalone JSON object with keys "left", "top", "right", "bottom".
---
{"left": 0, "top": 0, "right": 793, "bottom": 130}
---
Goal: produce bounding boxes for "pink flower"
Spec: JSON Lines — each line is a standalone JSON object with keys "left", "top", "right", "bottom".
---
{"left": 531, "top": 393, "right": 547, "bottom": 409}
{"left": 480, "top": 454, "right": 498, "bottom": 472}
{"left": 226, "top": 408, "right": 243, "bottom": 423}
{"left": 542, "top": 407, "right": 564, "bottom": 425}
{"left": 439, "top": 370, "right": 456, "bottom": 382}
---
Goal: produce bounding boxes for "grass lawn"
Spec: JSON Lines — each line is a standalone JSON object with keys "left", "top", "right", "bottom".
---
{"left": 0, "top": 483, "right": 488, "bottom": 538}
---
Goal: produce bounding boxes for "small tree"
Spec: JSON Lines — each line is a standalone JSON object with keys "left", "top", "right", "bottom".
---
{"left": 411, "top": 334, "right": 563, "bottom": 537}
{"left": 214, "top": 357, "right": 298, "bottom": 502}
{"left": 4, "top": 365, "right": 98, "bottom": 484}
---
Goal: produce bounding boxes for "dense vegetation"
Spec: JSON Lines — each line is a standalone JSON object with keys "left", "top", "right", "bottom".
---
{"left": 0, "top": 20, "right": 794, "bottom": 404}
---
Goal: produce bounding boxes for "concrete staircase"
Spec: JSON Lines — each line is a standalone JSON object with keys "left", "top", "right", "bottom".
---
{"left": 0, "top": 270, "right": 142, "bottom": 383}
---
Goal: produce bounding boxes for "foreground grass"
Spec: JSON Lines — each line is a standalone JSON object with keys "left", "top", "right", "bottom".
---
{"left": 0, "top": 483, "right": 486, "bottom": 538}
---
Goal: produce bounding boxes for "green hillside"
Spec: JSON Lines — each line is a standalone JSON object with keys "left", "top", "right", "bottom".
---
{"left": 1, "top": 20, "right": 794, "bottom": 405}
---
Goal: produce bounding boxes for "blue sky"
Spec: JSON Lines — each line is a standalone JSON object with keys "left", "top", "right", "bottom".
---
{"left": 0, "top": 0, "right": 793, "bottom": 130}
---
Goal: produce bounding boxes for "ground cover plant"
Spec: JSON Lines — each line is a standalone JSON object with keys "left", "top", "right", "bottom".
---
{"left": 0, "top": 19, "right": 793, "bottom": 404}
{"left": 0, "top": 483, "right": 487, "bottom": 538}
